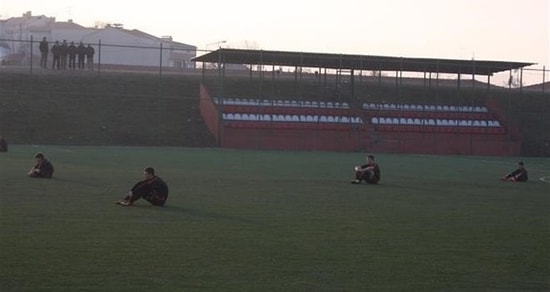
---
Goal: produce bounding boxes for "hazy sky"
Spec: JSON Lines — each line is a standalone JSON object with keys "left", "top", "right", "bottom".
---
{"left": 1, "top": 0, "right": 549, "bottom": 68}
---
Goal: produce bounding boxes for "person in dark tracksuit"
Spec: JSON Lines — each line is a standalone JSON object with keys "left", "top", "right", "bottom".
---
{"left": 39, "top": 37, "right": 49, "bottom": 68}
{"left": 77, "top": 42, "right": 86, "bottom": 69}
{"left": 68, "top": 41, "right": 77, "bottom": 70}
{"left": 115, "top": 167, "right": 169, "bottom": 206}
{"left": 351, "top": 154, "right": 381, "bottom": 184}
{"left": 28, "top": 152, "right": 54, "bottom": 178}
{"left": 501, "top": 161, "right": 528, "bottom": 182}
{"left": 51, "top": 41, "right": 60, "bottom": 70}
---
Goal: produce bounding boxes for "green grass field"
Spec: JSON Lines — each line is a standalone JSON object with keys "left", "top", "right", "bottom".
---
{"left": 1, "top": 146, "right": 549, "bottom": 291}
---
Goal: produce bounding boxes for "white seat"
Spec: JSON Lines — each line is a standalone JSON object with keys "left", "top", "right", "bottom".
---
{"left": 480, "top": 120, "right": 487, "bottom": 127}
{"left": 400, "top": 118, "right": 407, "bottom": 125}
{"left": 327, "top": 102, "right": 334, "bottom": 108}
{"left": 292, "top": 115, "right": 299, "bottom": 122}
{"left": 319, "top": 116, "right": 328, "bottom": 122}
{"left": 407, "top": 118, "right": 414, "bottom": 125}
{"left": 341, "top": 116, "right": 350, "bottom": 123}
{"left": 414, "top": 118, "right": 421, "bottom": 125}
{"left": 428, "top": 119, "right": 436, "bottom": 126}
{"left": 473, "top": 120, "right": 480, "bottom": 127}
{"left": 285, "top": 115, "right": 293, "bottom": 121}
{"left": 327, "top": 116, "right": 335, "bottom": 122}
{"left": 262, "top": 114, "right": 271, "bottom": 121}
{"left": 306, "top": 116, "right": 315, "bottom": 122}
{"left": 392, "top": 118, "right": 399, "bottom": 124}
{"left": 371, "top": 117, "right": 379, "bottom": 124}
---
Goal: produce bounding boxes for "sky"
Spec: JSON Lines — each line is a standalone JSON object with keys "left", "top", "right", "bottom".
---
{"left": 1, "top": 0, "right": 549, "bottom": 83}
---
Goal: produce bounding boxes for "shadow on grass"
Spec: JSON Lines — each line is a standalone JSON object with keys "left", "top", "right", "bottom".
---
{"left": 120, "top": 204, "right": 261, "bottom": 225}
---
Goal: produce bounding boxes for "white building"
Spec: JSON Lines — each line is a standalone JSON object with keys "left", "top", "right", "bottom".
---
{"left": 0, "top": 11, "right": 196, "bottom": 69}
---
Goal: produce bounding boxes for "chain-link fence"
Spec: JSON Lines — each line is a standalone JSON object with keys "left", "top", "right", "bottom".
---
{"left": 0, "top": 37, "right": 201, "bottom": 75}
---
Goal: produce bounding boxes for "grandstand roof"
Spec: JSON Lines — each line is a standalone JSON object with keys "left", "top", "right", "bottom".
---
{"left": 192, "top": 48, "right": 534, "bottom": 76}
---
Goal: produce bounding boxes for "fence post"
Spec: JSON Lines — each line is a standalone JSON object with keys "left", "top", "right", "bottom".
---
{"left": 98, "top": 40, "right": 101, "bottom": 74}
{"left": 30, "top": 35, "right": 33, "bottom": 74}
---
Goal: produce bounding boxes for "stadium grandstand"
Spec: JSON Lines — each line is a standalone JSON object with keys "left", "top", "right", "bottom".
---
{"left": 194, "top": 49, "right": 541, "bottom": 156}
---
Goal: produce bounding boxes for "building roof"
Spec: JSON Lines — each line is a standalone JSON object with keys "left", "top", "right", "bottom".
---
{"left": 192, "top": 48, "right": 534, "bottom": 76}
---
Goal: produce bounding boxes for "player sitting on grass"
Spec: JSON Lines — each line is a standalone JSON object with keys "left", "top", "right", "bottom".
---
{"left": 501, "top": 161, "right": 528, "bottom": 182}
{"left": 115, "top": 167, "right": 169, "bottom": 206}
{"left": 28, "top": 152, "right": 54, "bottom": 178}
{"left": 351, "top": 154, "right": 381, "bottom": 184}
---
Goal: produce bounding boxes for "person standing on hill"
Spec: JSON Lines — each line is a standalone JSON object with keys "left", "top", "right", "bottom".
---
{"left": 77, "top": 42, "right": 86, "bottom": 69}
{"left": 39, "top": 37, "right": 49, "bottom": 68}
{"left": 86, "top": 44, "right": 95, "bottom": 71}
{"left": 501, "top": 161, "right": 528, "bottom": 182}
{"left": 28, "top": 152, "right": 54, "bottom": 178}
{"left": 115, "top": 167, "right": 169, "bottom": 206}
{"left": 351, "top": 154, "right": 381, "bottom": 184}
{"left": 51, "top": 40, "right": 61, "bottom": 70}
{"left": 67, "top": 41, "right": 77, "bottom": 70}
{"left": 60, "top": 40, "right": 68, "bottom": 70}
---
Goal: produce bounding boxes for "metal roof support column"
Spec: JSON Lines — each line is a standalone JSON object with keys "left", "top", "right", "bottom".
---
{"left": 436, "top": 59, "right": 440, "bottom": 89}
{"left": 457, "top": 65, "right": 461, "bottom": 91}
{"left": 217, "top": 49, "right": 223, "bottom": 98}
{"left": 299, "top": 52, "right": 304, "bottom": 99}
{"left": 271, "top": 63, "right": 275, "bottom": 98}
{"left": 399, "top": 58, "right": 404, "bottom": 88}
{"left": 98, "top": 40, "right": 102, "bottom": 74}
{"left": 351, "top": 69, "right": 355, "bottom": 99}
{"left": 378, "top": 63, "right": 382, "bottom": 88}
{"left": 471, "top": 59, "right": 476, "bottom": 91}
{"left": 323, "top": 68, "right": 327, "bottom": 98}
{"left": 259, "top": 50, "right": 263, "bottom": 98}
{"left": 487, "top": 68, "right": 491, "bottom": 92}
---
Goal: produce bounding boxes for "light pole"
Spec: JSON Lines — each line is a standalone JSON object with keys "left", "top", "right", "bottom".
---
{"left": 205, "top": 40, "right": 226, "bottom": 53}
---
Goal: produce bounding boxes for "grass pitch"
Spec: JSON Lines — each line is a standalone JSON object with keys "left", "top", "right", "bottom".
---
{"left": 1, "top": 146, "right": 549, "bottom": 291}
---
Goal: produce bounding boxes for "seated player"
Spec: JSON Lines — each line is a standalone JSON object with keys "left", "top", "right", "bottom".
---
{"left": 115, "top": 167, "right": 169, "bottom": 206}
{"left": 28, "top": 152, "right": 54, "bottom": 178}
{"left": 351, "top": 154, "right": 381, "bottom": 184}
{"left": 501, "top": 161, "right": 528, "bottom": 182}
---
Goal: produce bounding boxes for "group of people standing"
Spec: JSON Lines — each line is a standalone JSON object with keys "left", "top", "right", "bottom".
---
{"left": 39, "top": 37, "right": 95, "bottom": 71}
